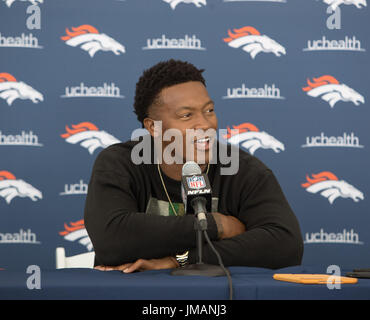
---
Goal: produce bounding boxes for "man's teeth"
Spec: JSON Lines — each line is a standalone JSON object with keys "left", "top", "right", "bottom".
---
{"left": 196, "top": 138, "right": 209, "bottom": 143}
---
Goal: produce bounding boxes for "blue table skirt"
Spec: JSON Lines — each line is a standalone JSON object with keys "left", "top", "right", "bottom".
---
{"left": 0, "top": 266, "right": 369, "bottom": 300}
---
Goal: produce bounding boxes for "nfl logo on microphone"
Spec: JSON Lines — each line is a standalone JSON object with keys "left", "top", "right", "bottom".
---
{"left": 187, "top": 176, "right": 206, "bottom": 189}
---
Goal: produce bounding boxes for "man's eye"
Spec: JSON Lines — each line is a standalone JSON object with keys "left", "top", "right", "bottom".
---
{"left": 206, "top": 108, "right": 214, "bottom": 113}
{"left": 181, "top": 113, "right": 191, "bottom": 118}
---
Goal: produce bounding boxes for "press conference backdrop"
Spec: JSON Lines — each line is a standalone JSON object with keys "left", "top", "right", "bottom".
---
{"left": 0, "top": 0, "right": 369, "bottom": 271}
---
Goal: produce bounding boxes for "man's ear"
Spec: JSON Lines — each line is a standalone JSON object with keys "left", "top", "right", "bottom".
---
{"left": 143, "top": 98, "right": 162, "bottom": 138}
{"left": 143, "top": 118, "right": 162, "bottom": 138}
{"left": 143, "top": 118, "right": 155, "bottom": 137}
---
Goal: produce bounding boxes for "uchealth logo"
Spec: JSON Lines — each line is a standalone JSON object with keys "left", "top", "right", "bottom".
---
{"left": 223, "top": 123, "right": 284, "bottom": 155}
{"left": 59, "top": 220, "right": 93, "bottom": 251}
{"left": 302, "top": 75, "right": 364, "bottom": 108}
{"left": 0, "top": 73, "right": 43, "bottom": 106}
{"left": 223, "top": 26, "right": 286, "bottom": 59}
{"left": 0, "top": 171, "right": 42, "bottom": 204}
{"left": 302, "top": 132, "right": 363, "bottom": 149}
{"left": 223, "top": 83, "right": 284, "bottom": 100}
{"left": 61, "top": 122, "right": 120, "bottom": 154}
{"left": 3, "top": 0, "right": 43, "bottom": 7}
{"left": 62, "top": 82, "right": 124, "bottom": 99}
{"left": 0, "top": 32, "right": 42, "bottom": 49}
{"left": 0, "top": 130, "right": 43, "bottom": 147}
{"left": 0, "top": 228, "right": 40, "bottom": 244}
{"left": 323, "top": 0, "right": 367, "bottom": 10}
{"left": 305, "top": 228, "right": 363, "bottom": 245}
{"left": 61, "top": 25, "right": 125, "bottom": 58}
{"left": 60, "top": 179, "right": 88, "bottom": 196}
{"left": 301, "top": 171, "right": 364, "bottom": 204}
{"left": 163, "top": 0, "right": 206, "bottom": 9}
{"left": 303, "top": 35, "right": 365, "bottom": 52}
{"left": 143, "top": 34, "right": 205, "bottom": 51}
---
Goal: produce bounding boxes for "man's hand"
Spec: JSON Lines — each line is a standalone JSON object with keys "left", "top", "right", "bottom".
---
{"left": 211, "top": 212, "right": 246, "bottom": 240}
{"left": 95, "top": 256, "right": 179, "bottom": 273}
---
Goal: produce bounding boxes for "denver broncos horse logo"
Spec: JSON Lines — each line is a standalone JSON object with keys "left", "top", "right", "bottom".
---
{"left": 59, "top": 220, "right": 93, "bottom": 251}
{"left": 0, "top": 73, "right": 43, "bottom": 106}
{"left": 4, "top": 0, "right": 43, "bottom": 7}
{"left": 163, "top": 0, "right": 206, "bottom": 9}
{"left": 324, "top": 0, "right": 367, "bottom": 10}
{"left": 61, "top": 122, "right": 120, "bottom": 154}
{"left": 302, "top": 171, "right": 364, "bottom": 204}
{"left": 223, "top": 26, "right": 286, "bottom": 59}
{"left": 303, "top": 75, "right": 364, "bottom": 108}
{"left": 224, "top": 123, "right": 285, "bottom": 155}
{"left": 61, "top": 25, "right": 125, "bottom": 58}
{"left": 0, "top": 171, "right": 42, "bottom": 204}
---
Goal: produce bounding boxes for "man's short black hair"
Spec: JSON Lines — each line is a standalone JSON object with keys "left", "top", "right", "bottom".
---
{"left": 134, "top": 59, "right": 206, "bottom": 125}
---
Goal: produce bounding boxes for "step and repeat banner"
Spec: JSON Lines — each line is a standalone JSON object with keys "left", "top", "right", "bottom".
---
{"left": 0, "top": 0, "right": 369, "bottom": 271}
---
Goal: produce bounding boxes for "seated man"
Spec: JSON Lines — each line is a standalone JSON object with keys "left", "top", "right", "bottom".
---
{"left": 84, "top": 59, "right": 303, "bottom": 273}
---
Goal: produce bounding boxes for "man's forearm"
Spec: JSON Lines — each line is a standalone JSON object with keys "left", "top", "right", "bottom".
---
{"left": 187, "top": 225, "right": 303, "bottom": 269}
{"left": 85, "top": 210, "right": 219, "bottom": 266}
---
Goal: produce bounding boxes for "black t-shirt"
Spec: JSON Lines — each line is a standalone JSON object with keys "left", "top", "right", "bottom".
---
{"left": 84, "top": 138, "right": 303, "bottom": 269}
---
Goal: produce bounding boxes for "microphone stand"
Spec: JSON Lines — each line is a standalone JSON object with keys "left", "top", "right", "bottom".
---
{"left": 171, "top": 213, "right": 226, "bottom": 277}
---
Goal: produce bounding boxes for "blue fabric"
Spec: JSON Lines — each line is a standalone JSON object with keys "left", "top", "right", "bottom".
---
{"left": 0, "top": 266, "right": 369, "bottom": 300}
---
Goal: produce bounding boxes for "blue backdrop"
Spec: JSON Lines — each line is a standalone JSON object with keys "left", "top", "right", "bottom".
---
{"left": 0, "top": 0, "right": 369, "bottom": 271}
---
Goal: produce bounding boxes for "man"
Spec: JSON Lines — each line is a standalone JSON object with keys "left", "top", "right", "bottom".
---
{"left": 84, "top": 59, "right": 303, "bottom": 273}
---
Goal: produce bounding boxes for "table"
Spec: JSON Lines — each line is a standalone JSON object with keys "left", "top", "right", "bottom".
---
{"left": 0, "top": 266, "right": 369, "bottom": 300}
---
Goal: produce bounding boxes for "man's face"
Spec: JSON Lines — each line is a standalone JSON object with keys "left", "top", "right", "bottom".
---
{"left": 151, "top": 81, "right": 218, "bottom": 165}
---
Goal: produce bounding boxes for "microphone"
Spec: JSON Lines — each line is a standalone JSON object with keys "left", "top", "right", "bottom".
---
{"left": 172, "top": 161, "right": 228, "bottom": 281}
{"left": 181, "top": 161, "right": 212, "bottom": 231}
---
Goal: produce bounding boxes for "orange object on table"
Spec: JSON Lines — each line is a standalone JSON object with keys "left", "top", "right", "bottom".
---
{"left": 273, "top": 274, "right": 358, "bottom": 284}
